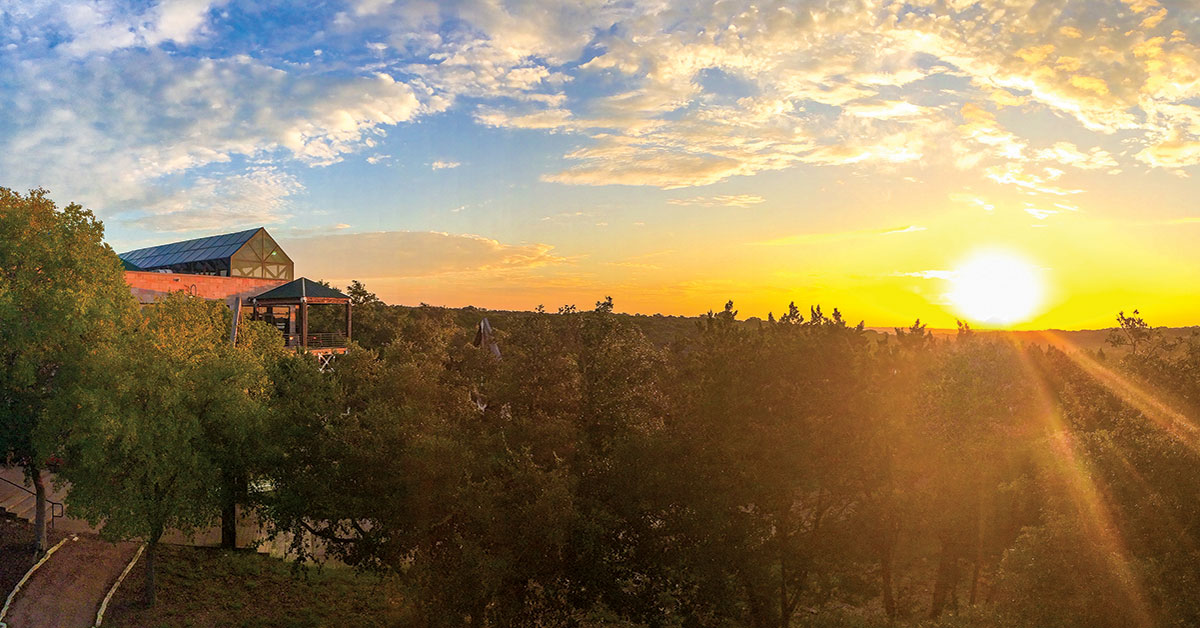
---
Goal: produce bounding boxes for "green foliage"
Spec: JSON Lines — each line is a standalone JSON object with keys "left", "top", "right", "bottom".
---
{"left": 251, "top": 297, "right": 1200, "bottom": 628}
{"left": 0, "top": 187, "right": 135, "bottom": 550}
{"left": 0, "top": 187, "right": 133, "bottom": 458}
{"left": 48, "top": 291, "right": 275, "bottom": 603}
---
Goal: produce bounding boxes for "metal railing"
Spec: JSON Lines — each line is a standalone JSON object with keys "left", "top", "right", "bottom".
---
{"left": 0, "top": 475, "right": 65, "bottom": 529}
{"left": 283, "top": 332, "right": 349, "bottom": 349}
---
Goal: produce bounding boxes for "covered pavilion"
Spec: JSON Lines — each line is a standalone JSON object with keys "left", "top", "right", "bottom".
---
{"left": 249, "top": 277, "right": 352, "bottom": 357}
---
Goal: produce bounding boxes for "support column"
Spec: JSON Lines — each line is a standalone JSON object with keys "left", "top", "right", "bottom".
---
{"left": 300, "top": 299, "right": 308, "bottom": 348}
{"left": 346, "top": 302, "right": 352, "bottom": 342}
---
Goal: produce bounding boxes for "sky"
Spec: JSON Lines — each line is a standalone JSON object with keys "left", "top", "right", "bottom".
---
{"left": 2, "top": 0, "right": 1200, "bottom": 329}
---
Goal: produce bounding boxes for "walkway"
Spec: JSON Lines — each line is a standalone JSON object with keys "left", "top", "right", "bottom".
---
{"left": 3, "top": 536, "right": 139, "bottom": 628}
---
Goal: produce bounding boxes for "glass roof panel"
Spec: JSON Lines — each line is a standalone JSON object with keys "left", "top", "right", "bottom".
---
{"left": 118, "top": 228, "right": 281, "bottom": 271}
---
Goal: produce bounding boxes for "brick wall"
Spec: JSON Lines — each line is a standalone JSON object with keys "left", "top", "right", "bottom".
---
{"left": 124, "top": 271, "right": 286, "bottom": 309}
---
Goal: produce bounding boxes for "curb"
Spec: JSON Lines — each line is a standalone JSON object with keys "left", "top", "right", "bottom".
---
{"left": 93, "top": 543, "right": 145, "bottom": 627}
{"left": 0, "top": 535, "right": 73, "bottom": 626}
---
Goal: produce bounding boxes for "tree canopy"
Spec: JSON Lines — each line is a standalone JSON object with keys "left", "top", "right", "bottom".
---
{"left": 0, "top": 187, "right": 134, "bottom": 551}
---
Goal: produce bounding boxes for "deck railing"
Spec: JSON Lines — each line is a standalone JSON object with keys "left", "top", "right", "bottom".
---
{"left": 283, "top": 332, "right": 349, "bottom": 349}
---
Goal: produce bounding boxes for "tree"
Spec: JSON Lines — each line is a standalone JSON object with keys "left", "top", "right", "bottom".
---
{"left": 50, "top": 292, "right": 273, "bottom": 604}
{"left": 346, "top": 279, "right": 381, "bottom": 307}
{"left": 662, "top": 301, "right": 877, "bottom": 627}
{"left": 0, "top": 188, "right": 134, "bottom": 553}
{"left": 326, "top": 279, "right": 408, "bottom": 350}
{"left": 215, "top": 310, "right": 284, "bottom": 548}
{"left": 917, "top": 335, "right": 1039, "bottom": 619}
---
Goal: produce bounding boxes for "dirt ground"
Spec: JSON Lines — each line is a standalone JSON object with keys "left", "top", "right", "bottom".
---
{"left": 2, "top": 534, "right": 139, "bottom": 628}
{"left": 0, "top": 515, "right": 66, "bottom": 602}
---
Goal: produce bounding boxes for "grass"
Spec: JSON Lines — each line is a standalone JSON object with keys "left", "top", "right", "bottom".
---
{"left": 103, "top": 545, "right": 405, "bottom": 628}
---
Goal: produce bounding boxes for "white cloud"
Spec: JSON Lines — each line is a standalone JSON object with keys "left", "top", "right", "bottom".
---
{"left": 0, "top": 50, "right": 426, "bottom": 222}
{"left": 1025, "top": 207, "right": 1060, "bottom": 220}
{"left": 7, "top": 0, "right": 226, "bottom": 56}
{"left": 667, "top": 194, "right": 766, "bottom": 208}
{"left": 949, "top": 192, "right": 995, "bottom": 211}
{"left": 431, "top": 160, "right": 461, "bottom": 170}
{"left": 843, "top": 101, "right": 932, "bottom": 120}
{"left": 883, "top": 225, "right": 928, "bottom": 235}
{"left": 541, "top": 211, "right": 592, "bottom": 222}
{"left": 287, "top": 230, "right": 565, "bottom": 280}
{"left": 126, "top": 168, "right": 302, "bottom": 232}
{"left": 6, "top": 0, "right": 1200, "bottom": 222}
{"left": 1136, "top": 139, "right": 1200, "bottom": 169}
{"left": 984, "top": 163, "right": 1083, "bottom": 196}
{"left": 1034, "top": 142, "right": 1119, "bottom": 170}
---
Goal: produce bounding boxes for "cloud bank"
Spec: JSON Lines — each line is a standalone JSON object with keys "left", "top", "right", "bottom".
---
{"left": 3, "top": 0, "right": 1200, "bottom": 233}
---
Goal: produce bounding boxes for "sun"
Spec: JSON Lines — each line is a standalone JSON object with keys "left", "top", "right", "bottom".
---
{"left": 947, "top": 250, "right": 1045, "bottom": 327}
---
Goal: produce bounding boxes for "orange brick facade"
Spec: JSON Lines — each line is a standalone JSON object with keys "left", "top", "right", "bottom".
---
{"left": 124, "top": 271, "right": 286, "bottom": 310}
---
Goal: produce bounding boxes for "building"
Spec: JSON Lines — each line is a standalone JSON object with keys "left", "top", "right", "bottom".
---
{"left": 119, "top": 227, "right": 294, "bottom": 280}
{"left": 119, "top": 227, "right": 350, "bottom": 358}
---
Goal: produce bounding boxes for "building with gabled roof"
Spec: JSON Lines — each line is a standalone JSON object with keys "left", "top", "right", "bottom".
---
{"left": 118, "top": 227, "right": 293, "bottom": 280}
{"left": 119, "top": 228, "right": 350, "bottom": 358}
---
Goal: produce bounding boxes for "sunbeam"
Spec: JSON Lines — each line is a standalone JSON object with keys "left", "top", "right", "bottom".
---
{"left": 1007, "top": 337, "right": 1155, "bottom": 628}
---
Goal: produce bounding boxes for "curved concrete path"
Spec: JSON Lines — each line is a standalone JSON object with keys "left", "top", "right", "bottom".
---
{"left": 4, "top": 537, "right": 139, "bottom": 628}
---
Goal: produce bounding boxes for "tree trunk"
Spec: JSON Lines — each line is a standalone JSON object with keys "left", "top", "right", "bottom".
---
{"left": 929, "top": 543, "right": 960, "bottom": 619}
{"left": 30, "top": 466, "right": 48, "bottom": 554}
{"left": 144, "top": 540, "right": 157, "bottom": 607}
{"left": 739, "top": 567, "right": 774, "bottom": 628}
{"left": 880, "top": 545, "right": 897, "bottom": 620}
{"left": 145, "top": 527, "right": 164, "bottom": 607}
{"left": 221, "top": 500, "right": 237, "bottom": 549}
{"left": 968, "top": 558, "right": 981, "bottom": 606}
{"left": 220, "top": 470, "right": 243, "bottom": 549}
{"left": 780, "top": 550, "right": 788, "bottom": 628}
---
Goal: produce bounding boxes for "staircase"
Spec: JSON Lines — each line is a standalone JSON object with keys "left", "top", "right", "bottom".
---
{"left": 0, "top": 467, "right": 63, "bottom": 528}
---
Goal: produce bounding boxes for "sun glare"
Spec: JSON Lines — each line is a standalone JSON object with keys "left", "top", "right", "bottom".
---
{"left": 947, "top": 250, "right": 1045, "bottom": 326}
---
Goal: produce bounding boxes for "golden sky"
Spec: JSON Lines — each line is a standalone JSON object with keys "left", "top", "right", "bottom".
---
{"left": 5, "top": 0, "right": 1200, "bottom": 329}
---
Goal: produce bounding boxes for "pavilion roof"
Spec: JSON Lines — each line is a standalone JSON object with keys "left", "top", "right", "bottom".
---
{"left": 251, "top": 277, "right": 349, "bottom": 302}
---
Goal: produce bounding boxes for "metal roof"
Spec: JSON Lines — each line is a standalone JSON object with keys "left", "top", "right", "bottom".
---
{"left": 252, "top": 277, "right": 349, "bottom": 302}
{"left": 118, "top": 228, "right": 261, "bottom": 269}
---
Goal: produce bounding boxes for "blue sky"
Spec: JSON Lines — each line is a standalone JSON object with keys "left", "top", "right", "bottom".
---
{"left": 3, "top": 0, "right": 1200, "bottom": 327}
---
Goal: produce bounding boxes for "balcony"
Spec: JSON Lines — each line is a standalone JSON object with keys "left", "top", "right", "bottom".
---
{"left": 283, "top": 332, "right": 349, "bottom": 349}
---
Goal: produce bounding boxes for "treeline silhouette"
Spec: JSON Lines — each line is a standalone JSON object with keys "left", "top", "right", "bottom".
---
{"left": 273, "top": 294, "right": 1200, "bottom": 628}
